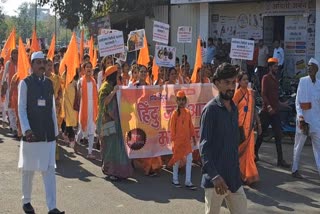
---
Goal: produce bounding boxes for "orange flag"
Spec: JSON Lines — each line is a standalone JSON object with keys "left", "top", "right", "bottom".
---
{"left": 47, "top": 34, "right": 56, "bottom": 61}
{"left": 88, "top": 36, "right": 94, "bottom": 62}
{"left": 137, "top": 35, "right": 149, "bottom": 67}
{"left": 152, "top": 58, "right": 159, "bottom": 83}
{"left": 17, "top": 37, "right": 31, "bottom": 79}
{"left": 92, "top": 48, "right": 97, "bottom": 68}
{"left": 79, "top": 29, "right": 84, "bottom": 64}
{"left": 1, "top": 28, "right": 16, "bottom": 64}
{"left": 59, "top": 32, "right": 79, "bottom": 86}
{"left": 30, "top": 28, "right": 40, "bottom": 52}
{"left": 191, "top": 37, "right": 203, "bottom": 83}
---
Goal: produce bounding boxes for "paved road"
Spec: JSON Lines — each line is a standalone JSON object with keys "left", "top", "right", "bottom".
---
{"left": 0, "top": 127, "right": 319, "bottom": 214}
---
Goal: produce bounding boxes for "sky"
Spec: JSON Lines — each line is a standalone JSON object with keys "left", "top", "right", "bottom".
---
{"left": 1, "top": 0, "right": 50, "bottom": 16}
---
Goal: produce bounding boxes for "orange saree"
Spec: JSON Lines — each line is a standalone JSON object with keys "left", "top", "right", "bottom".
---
{"left": 233, "top": 88, "right": 259, "bottom": 184}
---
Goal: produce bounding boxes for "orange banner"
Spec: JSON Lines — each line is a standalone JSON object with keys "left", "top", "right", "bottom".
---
{"left": 119, "top": 83, "right": 218, "bottom": 159}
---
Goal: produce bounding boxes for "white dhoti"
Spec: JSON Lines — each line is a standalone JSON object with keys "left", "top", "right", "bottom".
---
{"left": 19, "top": 141, "right": 57, "bottom": 210}
{"left": 292, "top": 132, "right": 320, "bottom": 175}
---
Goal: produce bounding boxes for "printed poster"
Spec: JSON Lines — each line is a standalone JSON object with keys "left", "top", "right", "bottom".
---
{"left": 97, "top": 31, "right": 125, "bottom": 57}
{"left": 153, "top": 20, "right": 170, "bottom": 44}
{"left": 127, "top": 29, "right": 145, "bottom": 52}
{"left": 155, "top": 44, "right": 176, "bottom": 67}
{"left": 177, "top": 26, "right": 192, "bottom": 43}
{"left": 230, "top": 38, "right": 254, "bottom": 60}
{"left": 118, "top": 84, "right": 218, "bottom": 159}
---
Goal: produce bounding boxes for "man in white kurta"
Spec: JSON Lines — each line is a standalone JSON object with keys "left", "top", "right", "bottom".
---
{"left": 292, "top": 58, "right": 320, "bottom": 178}
{"left": 18, "top": 51, "right": 64, "bottom": 214}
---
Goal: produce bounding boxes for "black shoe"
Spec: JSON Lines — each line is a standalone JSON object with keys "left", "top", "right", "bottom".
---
{"left": 48, "top": 208, "right": 65, "bottom": 214}
{"left": 292, "top": 170, "right": 304, "bottom": 179}
{"left": 23, "top": 203, "right": 35, "bottom": 214}
{"left": 185, "top": 183, "right": 197, "bottom": 190}
{"left": 277, "top": 160, "right": 291, "bottom": 168}
{"left": 172, "top": 182, "right": 182, "bottom": 188}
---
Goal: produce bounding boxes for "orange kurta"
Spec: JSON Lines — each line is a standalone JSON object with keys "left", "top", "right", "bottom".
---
{"left": 168, "top": 108, "right": 195, "bottom": 166}
{"left": 9, "top": 73, "right": 21, "bottom": 136}
{"left": 233, "top": 88, "right": 259, "bottom": 184}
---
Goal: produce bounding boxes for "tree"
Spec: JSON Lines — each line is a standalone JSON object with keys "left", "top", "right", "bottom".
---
{"left": 0, "top": 7, "right": 9, "bottom": 43}
{"left": 38, "top": 0, "right": 169, "bottom": 30}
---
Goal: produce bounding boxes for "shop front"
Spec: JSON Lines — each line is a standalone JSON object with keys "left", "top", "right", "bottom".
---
{"left": 208, "top": 0, "right": 316, "bottom": 76}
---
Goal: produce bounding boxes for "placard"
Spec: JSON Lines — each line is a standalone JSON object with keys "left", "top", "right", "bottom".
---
{"left": 155, "top": 44, "right": 176, "bottom": 67}
{"left": 127, "top": 29, "right": 145, "bottom": 52}
{"left": 230, "top": 38, "right": 254, "bottom": 60}
{"left": 97, "top": 31, "right": 124, "bottom": 57}
{"left": 153, "top": 21, "right": 170, "bottom": 44}
{"left": 177, "top": 26, "right": 192, "bottom": 43}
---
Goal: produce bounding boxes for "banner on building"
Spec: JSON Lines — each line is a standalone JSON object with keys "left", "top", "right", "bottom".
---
{"left": 97, "top": 31, "right": 125, "bottom": 57}
{"left": 230, "top": 38, "right": 254, "bottom": 60}
{"left": 118, "top": 83, "right": 218, "bottom": 159}
{"left": 155, "top": 44, "right": 176, "bottom": 67}
{"left": 153, "top": 20, "right": 170, "bottom": 44}
{"left": 177, "top": 26, "right": 192, "bottom": 43}
{"left": 127, "top": 29, "right": 145, "bottom": 52}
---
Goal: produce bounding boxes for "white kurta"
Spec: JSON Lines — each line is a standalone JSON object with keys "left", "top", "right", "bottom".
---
{"left": 295, "top": 76, "right": 320, "bottom": 133}
{"left": 78, "top": 80, "right": 96, "bottom": 137}
{"left": 18, "top": 80, "right": 58, "bottom": 172}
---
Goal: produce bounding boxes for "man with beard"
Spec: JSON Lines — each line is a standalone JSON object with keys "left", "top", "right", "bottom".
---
{"left": 292, "top": 58, "right": 320, "bottom": 178}
{"left": 18, "top": 51, "right": 64, "bottom": 214}
{"left": 200, "top": 63, "right": 247, "bottom": 214}
{"left": 255, "top": 58, "right": 290, "bottom": 168}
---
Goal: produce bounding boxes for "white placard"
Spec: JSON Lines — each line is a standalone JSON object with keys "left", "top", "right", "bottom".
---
{"left": 127, "top": 29, "right": 145, "bottom": 52}
{"left": 155, "top": 44, "right": 176, "bottom": 67}
{"left": 153, "top": 21, "right": 170, "bottom": 44}
{"left": 230, "top": 38, "right": 254, "bottom": 60}
{"left": 177, "top": 26, "right": 192, "bottom": 43}
{"left": 97, "top": 31, "right": 125, "bottom": 57}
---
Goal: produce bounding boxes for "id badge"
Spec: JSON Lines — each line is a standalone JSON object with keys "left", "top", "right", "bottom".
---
{"left": 38, "top": 99, "right": 46, "bottom": 107}
{"left": 244, "top": 106, "right": 248, "bottom": 112}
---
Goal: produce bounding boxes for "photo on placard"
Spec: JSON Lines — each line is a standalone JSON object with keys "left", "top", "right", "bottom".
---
{"left": 127, "top": 29, "right": 145, "bottom": 52}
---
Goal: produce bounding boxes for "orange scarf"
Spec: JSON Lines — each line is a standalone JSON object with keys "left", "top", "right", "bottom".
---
{"left": 80, "top": 76, "right": 98, "bottom": 132}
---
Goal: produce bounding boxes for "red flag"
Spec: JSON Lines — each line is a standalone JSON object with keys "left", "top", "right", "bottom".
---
{"left": 0, "top": 28, "right": 16, "bottom": 64}
{"left": 17, "top": 37, "right": 31, "bottom": 79}
{"left": 137, "top": 35, "right": 149, "bottom": 67}
{"left": 30, "top": 28, "right": 40, "bottom": 52}
{"left": 191, "top": 37, "right": 203, "bottom": 83}
{"left": 47, "top": 34, "right": 56, "bottom": 61}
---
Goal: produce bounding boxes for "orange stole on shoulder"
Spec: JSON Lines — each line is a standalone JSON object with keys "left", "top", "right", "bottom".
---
{"left": 80, "top": 77, "right": 98, "bottom": 132}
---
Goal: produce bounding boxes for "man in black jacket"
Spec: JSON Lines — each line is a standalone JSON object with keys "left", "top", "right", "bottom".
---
{"left": 200, "top": 63, "right": 247, "bottom": 214}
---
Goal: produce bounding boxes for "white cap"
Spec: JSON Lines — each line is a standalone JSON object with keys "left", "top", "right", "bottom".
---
{"left": 308, "top": 57, "right": 319, "bottom": 68}
{"left": 31, "top": 51, "right": 45, "bottom": 61}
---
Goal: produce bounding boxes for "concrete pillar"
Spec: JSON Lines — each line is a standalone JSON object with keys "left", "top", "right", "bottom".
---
{"left": 199, "top": 3, "right": 209, "bottom": 39}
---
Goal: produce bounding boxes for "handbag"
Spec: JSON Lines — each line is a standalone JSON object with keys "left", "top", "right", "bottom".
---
{"left": 101, "top": 121, "right": 116, "bottom": 137}
{"left": 73, "top": 84, "right": 80, "bottom": 111}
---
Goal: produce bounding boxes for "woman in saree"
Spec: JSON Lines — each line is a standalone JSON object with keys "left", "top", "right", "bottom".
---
{"left": 96, "top": 65, "right": 133, "bottom": 181}
{"left": 233, "top": 71, "right": 261, "bottom": 185}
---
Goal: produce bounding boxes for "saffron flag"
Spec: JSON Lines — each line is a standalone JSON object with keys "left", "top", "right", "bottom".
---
{"left": 191, "top": 37, "right": 202, "bottom": 83}
{"left": 0, "top": 28, "right": 16, "bottom": 64}
{"left": 79, "top": 29, "right": 84, "bottom": 64}
{"left": 137, "top": 35, "right": 149, "bottom": 67}
{"left": 92, "top": 48, "right": 97, "bottom": 68}
{"left": 88, "top": 36, "right": 94, "bottom": 63}
{"left": 59, "top": 32, "right": 79, "bottom": 86}
{"left": 30, "top": 28, "right": 40, "bottom": 52}
{"left": 47, "top": 34, "right": 56, "bottom": 61}
{"left": 17, "top": 37, "right": 31, "bottom": 79}
{"left": 152, "top": 58, "right": 159, "bottom": 84}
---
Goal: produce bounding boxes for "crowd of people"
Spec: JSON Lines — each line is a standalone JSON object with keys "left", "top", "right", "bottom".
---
{"left": 0, "top": 34, "right": 319, "bottom": 214}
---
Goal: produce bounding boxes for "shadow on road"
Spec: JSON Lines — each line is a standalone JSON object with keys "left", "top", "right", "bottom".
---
{"left": 110, "top": 165, "right": 205, "bottom": 204}
{"left": 55, "top": 146, "right": 97, "bottom": 182}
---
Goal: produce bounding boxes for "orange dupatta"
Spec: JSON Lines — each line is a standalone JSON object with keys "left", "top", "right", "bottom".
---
{"left": 80, "top": 77, "right": 98, "bottom": 132}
